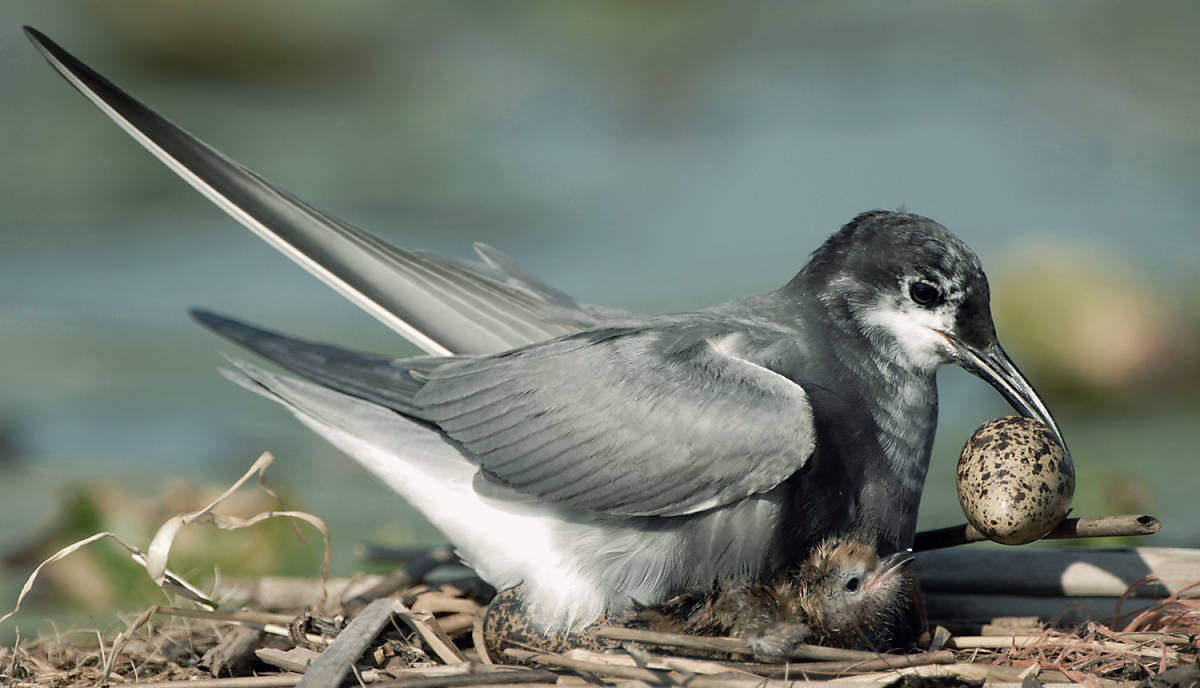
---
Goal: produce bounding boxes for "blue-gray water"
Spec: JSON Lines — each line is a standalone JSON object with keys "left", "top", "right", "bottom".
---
{"left": 2, "top": 2, "right": 1198, "bottom": 618}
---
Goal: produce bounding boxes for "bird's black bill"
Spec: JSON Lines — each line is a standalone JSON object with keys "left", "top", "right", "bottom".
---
{"left": 944, "top": 334, "right": 1066, "bottom": 451}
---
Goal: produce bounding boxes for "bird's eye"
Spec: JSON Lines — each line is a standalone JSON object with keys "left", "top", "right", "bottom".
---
{"left": 908, "top": 281, "right": 940, "bottom": 307}
{"left": 845, "top": 577, "right": 860, "bottom": 592}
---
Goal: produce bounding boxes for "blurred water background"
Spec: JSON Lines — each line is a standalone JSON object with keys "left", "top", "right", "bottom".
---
{"left": 2, "top": 2, "right": 1198, "bottom": 635}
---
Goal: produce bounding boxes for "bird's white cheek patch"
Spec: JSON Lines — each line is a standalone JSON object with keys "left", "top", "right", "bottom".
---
{"left": 861, "top": 304, "right": 955, "bottom": 371}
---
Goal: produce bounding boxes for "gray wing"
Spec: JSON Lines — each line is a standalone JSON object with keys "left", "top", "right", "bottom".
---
{"left": 194, "top": 310, "right": 817, "bottom": 518}
{"left": 25, "top": 27, "right": 623, "bottom": 355}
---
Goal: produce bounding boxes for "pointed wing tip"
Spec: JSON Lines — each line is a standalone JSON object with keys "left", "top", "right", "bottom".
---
{"left": 189, "top": 306, "right": 216, "bottom": 322}
{"left": 189, "top": 307, "right": 228, "bottom": 331}
{"left": 188, "top": 308, "right": 263, "bottom": 346}
{"left": 23, "top": 26, "right": 61, "bottom": 61}
{"left": 23, "top": 26, "right": 104, "bottom": 95}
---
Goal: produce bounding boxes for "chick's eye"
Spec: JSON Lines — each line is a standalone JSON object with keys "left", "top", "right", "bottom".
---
{"left": 844, "top": 577, "right": 860, "bottom": 592}
{"left": 908, "top": 281, "right": 940, "bottom": 307}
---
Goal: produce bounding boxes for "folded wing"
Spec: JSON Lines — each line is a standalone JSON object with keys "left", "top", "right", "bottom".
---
{"left": 194, "top": 310, "right": 817, "bottom": 518}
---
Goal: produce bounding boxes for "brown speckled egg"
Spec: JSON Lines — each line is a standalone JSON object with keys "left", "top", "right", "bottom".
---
{"left": 956, "top": 415, "right": 1074, "bottom": 545}
{"left": 482, "top": 586, "right": 616, "bottom": 660}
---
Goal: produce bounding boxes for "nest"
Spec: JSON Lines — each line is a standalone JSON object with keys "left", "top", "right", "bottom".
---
{"left": 2, "top": 570, "right": 1197, "bottom": 688}
{"left": 2, "top": 454, "right": 1197, "bottom": 687}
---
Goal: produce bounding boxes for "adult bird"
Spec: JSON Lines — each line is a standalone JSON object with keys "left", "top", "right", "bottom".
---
{"left": 27, "top": 29, "right": 1065, "bottom": 631}
{"left": 187, "top": 211, "right": 1062, "bottom": 629}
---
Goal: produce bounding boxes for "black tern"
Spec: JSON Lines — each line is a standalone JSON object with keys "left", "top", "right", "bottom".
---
{"left": 27, "top": 28, "right": 1065, "bottom": 630}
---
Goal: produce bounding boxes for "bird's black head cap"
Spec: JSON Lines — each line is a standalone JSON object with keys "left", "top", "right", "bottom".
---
{"left": 791, "top": 210, "right": 997, "bottom": 356}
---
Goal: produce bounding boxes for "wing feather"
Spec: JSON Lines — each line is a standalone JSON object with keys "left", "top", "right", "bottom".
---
{"left": 193, "top": 311, "right": 817, "bottom": 518}
{"left": 25, "top": 28, "right": 615, "bottom": 355}
{"left": 416, "top": 326, "right": 817, "bottom": 516}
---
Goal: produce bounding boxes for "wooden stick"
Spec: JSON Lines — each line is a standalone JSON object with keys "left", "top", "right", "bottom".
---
{"left": 152, "top": 605, "right": 327, "bottom": 645}
{"left": 296, "top": 597, "right": 393, "bottom": 688}
{"left": 201, "top": 625, "right": 265, "bottom": 677}
{"left": 502, "top": 648, "right": 670, "bottom": 683}
{"left": 473, "top": 613, "right": 495, "bottom": 665}
{"left": 591, "top": 625, "right": 879, "bottom": 661}
{"left": 592, "top": 624, "right": 749, "bottom": 654}
{"left": 154, "top": 605, "right": 299, "bottom": 626}
{"left": 923, "top": 592, "right": 1161, "bottom": 625}
{"left": 343, "top": 546, "right": 458, "bottom": 615}
{"left": 827, "top": 662, "right": 1132, "bottom": 688}
{"left": 216, "top": 575, "right": 386, "bottom": 611}
{"left": 357, "top": 543, "right": 462, "bottom": 564}
{"left": 506, "top": 649, "right": 890, "bottom": 687}
{"left": 565, "top": 647, "right": 754, "bottom": 676}
{"left": 119, "top": 677, "right": 303, "bottom": 687}
{"left": 916, "top": 547, "right": 1200, "bottom": 599}
{"left": 438, "top": 611, "right": 481, "bottom": 635}
{"left": 744, "top": 649, "right": 957, "bottom": 677}
{"left": 1113, "top": 632, "right": 1193, "bottom": 645}
{"left": 412, "top": 592, "right": 485, "bottom": 615}
{"left": 256, "top": 647, "right": 320, "bottom": 674}
{"left": 913, "top": 514, "right": 1160, "bottom": 551}
{"left": 394, "top": 600, "right": 469, "bottom": 665}
{"left": 366, "top": 669, "right": 561, "bottom": 688}
{"left": 947, "top": 634, "right": 1181, "bottom": 659}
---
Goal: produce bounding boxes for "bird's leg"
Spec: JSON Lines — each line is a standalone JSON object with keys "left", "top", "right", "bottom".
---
{"left": 740, "top": 619, "right": 814, "bottom": 660}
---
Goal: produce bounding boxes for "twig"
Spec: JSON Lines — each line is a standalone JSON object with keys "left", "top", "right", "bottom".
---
{"left": 296, "top": 597, "right": 394, "bottom": 688}
{"left": 947, "top": 635, "right": 1179, "bottom": 661}
{"left": 509, "top": 648, "right": 927, "bottom": 687}
{"left": 357, "top": 544, "right": 462, "bottom": 565}
{"left": 256, "top": 647, "right": 320, "bottom": 673}
{"left": 825, "top": 662, "right": 1053, "bottom": 686}
{"left": 913, "top": 514, "right": 1160, "bottom": 551}
{"left": 744, "top": 649, "right": 957, "bottom": 677}
{"left": 412, "top": 592, "right": 484, "bottom": 616}
{"left": 1113, "top": 632, "right": 1192, "bottom": 645}
{"left": 100, "top": 604, "right": 158, "bottom": 686}
{"left": 566, "top": 647, "right": 752, "bottom": 676}
{"left": 367, "top": 668, "right": 561, "bottom": 688}
{"left": 343, "top": 546, "right": 458, "bottom": 615}
{"left": 119, "top": 677, "right": 304, "bottom": 687}
{"left": 436, "top": 612, "right": 480, "bottom": 636}
{"left": 201, "top": 625, "right": 265, "bottom": 677}
{"left": 924, "top": 592, "right": 1161, "bottom": 626}
{"left": 152, "top": 605, "right": 328, "bottom": 646}
{"left": 919, "top": 546, "right": 1200, "bottom": 599}
{"left": 473, "top": 614, "right": 495, "bottom": 665}
{"left": 592, "top": 624, "right": 750, "bottom": 655}
{"left": 154, "top": 605, "right": 299, "bottom": 627}
{"left": 217, "top": 575, "right": 386, "bottom": 611}
{"left": 503, "top": 648, "right": 674, "bottom": 684}
{"left": 591, "top": 625, "right": 879, "bottom": 661}
{"left": 394, "top": 600, "right": 469, "bottom": 665}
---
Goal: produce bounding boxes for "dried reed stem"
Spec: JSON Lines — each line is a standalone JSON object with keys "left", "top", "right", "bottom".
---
{"left": 914, "top": 515, "right": 1160, "bottom": 551}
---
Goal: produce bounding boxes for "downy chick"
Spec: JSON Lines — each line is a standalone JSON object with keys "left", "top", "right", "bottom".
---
{"left": 643, "top": 538, "right": 914, "bottom": 659}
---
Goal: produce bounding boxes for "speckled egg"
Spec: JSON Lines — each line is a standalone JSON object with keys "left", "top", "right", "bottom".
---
{"left": 482, "top": 586, "right": 616, "bottom": 660}
{"left": 956, "top": 415, "right": 1074, "bottom": 545}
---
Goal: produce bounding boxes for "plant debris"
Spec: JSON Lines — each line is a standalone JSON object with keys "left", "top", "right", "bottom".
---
{"left": 2, "top": 454, "right": 1196, "bottom": 687}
